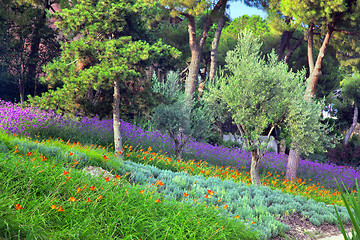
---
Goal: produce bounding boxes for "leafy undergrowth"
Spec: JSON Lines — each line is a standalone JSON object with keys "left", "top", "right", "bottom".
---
{"left": 0, "top": 132, "right": 353, "bottom": 239}
{"left": 0, "top": 134, "right": 259, "bottom": 239}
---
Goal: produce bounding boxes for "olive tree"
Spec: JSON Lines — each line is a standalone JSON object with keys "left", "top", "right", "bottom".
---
{"left": 151, "top": 71, "right": 211, "bottom": 160}
{"left": 205, "top": 29, "right": 332, "bottom": 185}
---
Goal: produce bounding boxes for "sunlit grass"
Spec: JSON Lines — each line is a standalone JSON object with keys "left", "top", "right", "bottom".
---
{"left": 0, "top": 139, "right": 259, "bottom": 239}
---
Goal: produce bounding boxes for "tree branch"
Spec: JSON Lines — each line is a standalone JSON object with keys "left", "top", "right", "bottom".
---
{"left": 334, "top": 29, "right": 360, "bottom": 35}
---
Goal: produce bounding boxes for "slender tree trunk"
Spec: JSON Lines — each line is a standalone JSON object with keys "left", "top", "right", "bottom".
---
{"left": 285, "top": 149, "right": 300, "bottom": 181}
{"left": 306, "top": 23, "right": 334, "bottom": 95}
{"left": 182, "top": 0, "right": 227, "bottom": 97}
{"left": 209, "top": 13, "right": 225, "bottom": 82}
{"left": 113, "top": 79, "right": 123, "bottom": 160}
{"left": 307, "top": 22, "right": 315, "bottom": 75}
{"left": 250, "top": 149, "right": 262, "bottom": 185}
{"left": 344, "top": 104, "right": 358, "bottom": 147}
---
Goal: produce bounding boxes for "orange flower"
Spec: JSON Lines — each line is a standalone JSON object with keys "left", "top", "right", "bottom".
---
{"left": 69, "top": 197, "right": 78, "bottom": 202}
{"left": 139, "top": 190, "right": 145, "bottom": 194}
{"left": 105, "top": 177, "right": 110, "bottom": 182}
{"left": 41, "top": 156, "right": 47, "bottom": 161}
{"left": 90, "top": 186, "right": 96, "bottom": 191}
{"left": 68, "top": 152, "right": 73, "bottom": 156}
{"left": 27, "top": 152, "right": 32, "bottom": 156}
{"left": 207, "top": 189, "right": 214, "bottom": 195}
{"left": 155, "top": 180, "right": 164, "bottom": 186}
{"left": 224, "top": 204, "right": 228, "bottom": 209}
{"left": 14, "top": 148, "right": 19, "bottom": 153}
{"left": 251, "top": 221, "right": 256, "bottom": 224}
{"left": 96, "top": 195, "right": 103, "bottom": 201}
{"left": 184, "top": 192, "right": 189, "bottom": 197}
{"left": 15, "top": 204, "right": 23, "bottom": 210}
{"left": 155, "top": 198, "right": 161, "bottom": 203}
{"left": 115, "top": 174, "right": 121, "bottom": 180}
{"left": 204, "top": 194, "right": 210, "bottom": 199}
{"left": 77, "top": 188, "right": 82, "bottom": 193}
{"left": 62, "top": 170, "right": 69, "bottom": 175}
{"left": 73, "top": 160, "right": 79, "bottom": 165}
{"left": 86, "top": 198, "right": 92, "bottom": 202}
{"left": 102, "top": 155, "right": 109, "bottom": 161}
{"left": 235, "top": 215, "right": 240, "bottom": 219}
{"left": 58, "top": 206, "right": 65, "bottom": 212}
{"left": 51, "top": 205, "right": 57, "bottom": 209}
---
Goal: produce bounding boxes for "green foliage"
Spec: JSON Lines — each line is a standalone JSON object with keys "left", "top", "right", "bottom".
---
{"left": 206, "top": 29, "right": 333, "bottom": 154}
{"left": 0, "top": 0, "right": 60, "bottom": 102}
{"left": 342, "top": 73, "right": 360, "bottom": 106}
{"left": 27, "top": 0, "right": 180, "bottom": 120}
{"left": 218, "top": 15, "right": 278, "bottom": 66}
{"left": 335, "top": 180, "right": 360, "bottom": 240}
{"left": 151, "top": 71, "right": 212, "bottom": 145}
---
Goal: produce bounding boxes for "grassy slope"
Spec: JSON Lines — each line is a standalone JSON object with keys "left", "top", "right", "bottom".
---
{"left": 0, "top": 132, "right": 259, "bottom": 240}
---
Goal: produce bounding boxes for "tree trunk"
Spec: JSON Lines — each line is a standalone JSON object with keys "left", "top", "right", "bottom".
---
{"left": 182, "top": 0, "right": 227, "bottom": 98}
{"left": 250, "top": 150, "right": 262, "bottom": 185}
{"left": 306, "top": 23, "right": 335, "bottom": 95}
{"left": 344, "top": 104, "right": 358, "bottom": 147}
{"left": 113, "top": 79, "right": 123, "bottom": 160}
{"left": 307, "top": 22, "right": 315, "bottom": 75}
{"left": 27, "top": 8, "right": 47, "bottom": 98}
{"left": 185, "top": 16, "right": 201, "bottom": 97}
{"left": 285, "top": 149, "right": 300, "bottom": 181}
{"left": 209, "top": 13, "right": 225, "bottom": 82}
{"left": 284, "top": 36, "right": 303, "bottom": 64}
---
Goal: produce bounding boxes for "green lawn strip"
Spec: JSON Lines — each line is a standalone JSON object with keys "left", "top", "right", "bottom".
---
{"left": 0, "top": 151, "right": 259, "bottom": 240}
{"left": 0, "top": 132, "right": 352, "bottom": 239}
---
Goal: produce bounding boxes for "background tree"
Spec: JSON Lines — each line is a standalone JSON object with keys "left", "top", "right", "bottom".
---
{"left": 28, "top": 0, "right": 180, "bottom": 159}
{"left": 0, "top": 0, "right": 61, "bottom": 103}
{"left": 341, "top": 73, "right": 360, "bottom": 147}
{"left": 151, "top": 71, "right": 211, "bottom": 159}
{"left": 205, "top": 30, "right": 331, "bottom": 185}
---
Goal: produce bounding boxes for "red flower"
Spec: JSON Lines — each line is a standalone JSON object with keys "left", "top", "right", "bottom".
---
{"left": 105, "top": 177, "right": 110, "bottom": 182}
{"left": 207, "top": 189, "right": 214, "bottom": 195}
{"left": 204, "top": 194, "right": 210, "bottom": 199}
{"left": 41, "top": 156, "right": 47, "bottom": 161}
{"left": 58, "top": 206, "right": 65, "bottom": 212}
{"left": 115, "top": 174, "right": 121, "bottom": 180}
{"left": 184, "top": 192, "right": 189, "bottom": 197}
{"left": 155, "top": 198, "right": 161, "bottom": 203}
{"left": 15, "top": 204, "right": 23, "bottom": 210}
{"left": 86, "top": 198, "right": 92, "bottom": 202}
{"left": 90, "top": 186, "right": 96, "bottom": 191}
{"left": 27, "top": 152, "right": 32, "bottom": 156}
{"left": 62, "top": 170, "right": 69, "bottom": 175}
{"left": 139, "top": 190, "right": 145, "bottom": 194}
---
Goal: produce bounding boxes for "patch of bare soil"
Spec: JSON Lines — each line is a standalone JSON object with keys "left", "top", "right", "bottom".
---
{"left": 270, "top": 212, "right": 352, "bottom": 240}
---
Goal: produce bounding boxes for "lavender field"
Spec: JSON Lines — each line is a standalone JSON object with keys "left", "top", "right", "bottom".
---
{"left": 0, "top": 99, "right": 358, "bottom": 190}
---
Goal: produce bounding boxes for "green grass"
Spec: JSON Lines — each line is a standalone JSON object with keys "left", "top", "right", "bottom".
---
{"left": 0, "top": 133, "right": 259, "bottom": 240}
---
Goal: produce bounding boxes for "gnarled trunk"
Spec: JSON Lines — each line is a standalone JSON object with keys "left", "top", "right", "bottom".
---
{"left": 344, "top": 104, "right": 358, "bottom": 147}
{"left": 285, "top": 149, "right": 300, "bottom": 181}
{"left": 113, "top": 79, "right": 123, "bottom": 160}
{"left": 250, "top": 150, "right": 262, "bottom": 185}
